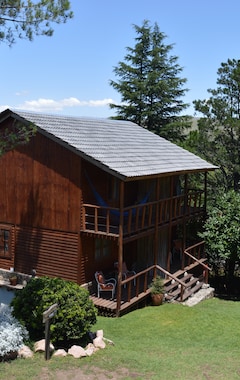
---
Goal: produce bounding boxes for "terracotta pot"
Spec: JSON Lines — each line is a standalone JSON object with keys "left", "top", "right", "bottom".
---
{"left": 151, "top": 293, "right": 164, "bottom": 306}
{"left": 9, "top": 277, "right": 17, "bottom": 286}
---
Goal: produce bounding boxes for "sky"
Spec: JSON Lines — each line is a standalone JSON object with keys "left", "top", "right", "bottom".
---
{"left": 1, "top": 0, "right": 240, "bottom": 118}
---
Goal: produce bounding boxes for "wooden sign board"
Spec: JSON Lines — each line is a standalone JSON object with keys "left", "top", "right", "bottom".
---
{"left": 42, "top": 303, "right": 58, "bottom": 323}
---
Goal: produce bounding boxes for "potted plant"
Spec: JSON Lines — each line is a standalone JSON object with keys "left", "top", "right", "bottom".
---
{"left": 149, "top": 276, "right": 165, "bottom": 306}
{"left": 9, "top": 274, "right": 17, "bottom": 286}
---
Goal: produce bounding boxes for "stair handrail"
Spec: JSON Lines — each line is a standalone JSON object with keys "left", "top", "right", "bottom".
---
{"left": 184, "top": 242, "right": 211, "bottom": 270}
{"left": 184, "top": 241, "right": 211, "bottom": 283}
{"left": 155, "top": 264, "right": 186, "bottom": 302}
{"left": 154, "top": 264, "right": 186, "bottom": 287}
{"left": 120, "top": 264, "right": 187, "bottom": 302}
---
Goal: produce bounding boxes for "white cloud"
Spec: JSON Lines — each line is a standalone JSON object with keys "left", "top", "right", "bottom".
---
{"left": 15, "top": 97, "right": 115, "bottom": 112}
{"left": 15, "top": 90, "right": 29, "bottom": 96}
{"left": 0, "top": 105, "right": 10, "bottom": 112}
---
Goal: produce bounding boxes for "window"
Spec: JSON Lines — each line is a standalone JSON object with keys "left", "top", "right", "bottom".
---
{"left": 0, "top": 227, "right": 11, "bottom": 259}
{"left": 95, "top": 238, "right": 111, "bottom": 261}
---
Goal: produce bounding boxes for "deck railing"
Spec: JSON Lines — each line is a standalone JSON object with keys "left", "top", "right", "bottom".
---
{"left": 116, "top": 264, "right": 188, "bottom": 315}
{"left": 82, "top": 190, "right": 204, "bottom": 237}
{"left": 117, "top": 242, "right": 211, "bottom": 315}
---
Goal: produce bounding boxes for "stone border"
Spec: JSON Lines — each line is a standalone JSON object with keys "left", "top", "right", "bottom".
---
{"left": 0, "top": 269, "right": 32, "bottom": 290}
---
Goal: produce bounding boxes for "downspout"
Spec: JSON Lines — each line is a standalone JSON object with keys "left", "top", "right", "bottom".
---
{"left": 116, "top": 180, "right": 124, "bottom": 316}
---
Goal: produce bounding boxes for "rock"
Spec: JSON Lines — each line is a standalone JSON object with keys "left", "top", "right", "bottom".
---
{"left": 53, "top": 349, "right": 67, "bottom": 357}
{"left": 68, "top": 345, "right": 86, "bottom": 358}
{"left": 93, "top": 336, "right": 106, "bottom": 349}
{"left": 85, "top": 343, "right": 96, "bottom": 356}
{"left": 96, "top": 329, "right": 104, "bottom": 338}
{"left": 183, "top": 286, "right": 215, "bottom": 307}
{"left": 18, "top": 345, "right": 34, "bottom": 359}
{"left": 103, "top": 337, "right": 115, "bottom": 346}
{"left": 34, "top": 339, "right": 54, "bottom": 353}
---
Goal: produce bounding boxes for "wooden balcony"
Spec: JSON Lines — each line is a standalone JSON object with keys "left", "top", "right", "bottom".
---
{"left": 81, "top": 190, "right": 204, "bottom": 239}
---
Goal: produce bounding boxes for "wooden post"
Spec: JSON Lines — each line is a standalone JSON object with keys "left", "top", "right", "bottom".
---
{"left": 116, "top": 181, "right": 124, "bottom": 317}
{"left": 42, "top": 303, "right": 58, "bottom": 360}
{"left": 182, "top": 174, "right": 188, "bottom": 269}
{"left": 154, "top": 178, "right": 160, "bottom": 278}
{"left": 167, "top": 176, "right": 174, "bottom": 273}
{"left": 204, "top": 172, "right": 207, "bottom": 215}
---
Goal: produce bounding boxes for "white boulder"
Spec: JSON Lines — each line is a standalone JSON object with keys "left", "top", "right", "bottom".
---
{"left": 68, "top": 345, "right": 86, "bottom": 358}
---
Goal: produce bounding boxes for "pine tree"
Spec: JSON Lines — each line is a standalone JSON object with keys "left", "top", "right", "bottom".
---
{"left": 109, "top": 20, "right": 189, "bottom": 141}
{"left": 188, "top": 59, "right": 240, "bottom": 192}
{"left": 0, "top": 0, "right": 73, "bottom": 46}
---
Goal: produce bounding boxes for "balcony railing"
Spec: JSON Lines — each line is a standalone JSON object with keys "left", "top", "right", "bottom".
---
{"left": 82, "top": 190, "right": 204, "bottom": 237}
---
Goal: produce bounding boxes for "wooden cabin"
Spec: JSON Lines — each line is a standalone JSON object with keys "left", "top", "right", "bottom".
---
{"left": 0, "top": 109, "right": 217, "bottom": 315}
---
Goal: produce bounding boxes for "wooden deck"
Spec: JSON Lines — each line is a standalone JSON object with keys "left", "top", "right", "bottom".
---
{"left": 90, "top": 288, "right": 152, "bottom": 317}
{"left": 90, "top": 254, "right": 210, "bottom": 317}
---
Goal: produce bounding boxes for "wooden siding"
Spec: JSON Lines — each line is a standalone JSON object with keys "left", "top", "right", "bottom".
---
{"left": 80, "top": 235, "right": 118, "bottom": 283}
{"left": 14, "top": 227, "right": 79, "bottom": 282}
{"left": 0, "top": 131, "right": 82, "bottom": 232}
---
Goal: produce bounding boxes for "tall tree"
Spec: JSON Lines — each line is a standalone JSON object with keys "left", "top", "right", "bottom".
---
{"left": 0, "top": 0, "right": 73, "bottom": 46}
{"left": 185, "top": 59, "right": 240, "bottom": 193}
{"left": 0, "top": 1, "right": 73, "bottom": 153}
{"left": 109, "top": 20, "right": 189, "bottom": 141}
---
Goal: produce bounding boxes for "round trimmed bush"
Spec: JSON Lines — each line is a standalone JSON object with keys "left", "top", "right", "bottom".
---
{"left": 11, "top": 276, "right": 97, "bottom": 344}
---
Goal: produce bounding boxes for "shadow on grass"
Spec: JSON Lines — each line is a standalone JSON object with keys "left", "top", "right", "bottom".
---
{"left": 210, "top": 275, "right": 240, "bottom": 301}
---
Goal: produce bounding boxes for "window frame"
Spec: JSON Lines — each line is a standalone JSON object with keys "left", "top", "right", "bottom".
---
{"left": 0, "top": 225, "right": 12, "bottom": 259}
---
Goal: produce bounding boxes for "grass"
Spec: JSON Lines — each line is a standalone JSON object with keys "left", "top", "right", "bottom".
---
{"left": 1, "top": 297, "right": 240, "bottom": 379}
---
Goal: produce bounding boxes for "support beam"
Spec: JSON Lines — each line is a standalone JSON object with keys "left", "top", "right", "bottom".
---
{"left": 116, "top": 180, "right": 124, "bottom": 316}
{"left": 182, "top": 174, "right": 188, "bottom": 269}
{"left": 154, "top": 177, "right": 160, "bottom": 278}
{"left": 204, "top": 172, "right": 207, "bottom": 214}
{"left": 167, "top": 176, "right": 174, "bottom": 272}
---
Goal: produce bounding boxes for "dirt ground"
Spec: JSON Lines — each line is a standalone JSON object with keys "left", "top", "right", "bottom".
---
{"left": 39, "top": 366, "right": 145, "bottom": 379}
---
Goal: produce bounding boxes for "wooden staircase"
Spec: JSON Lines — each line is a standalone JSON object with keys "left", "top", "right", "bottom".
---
{"left": 163, "top": 259, "right": 207, "bottom": 303}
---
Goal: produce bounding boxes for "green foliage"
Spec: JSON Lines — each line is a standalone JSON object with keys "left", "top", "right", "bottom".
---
{"left": 149, "top": 276, "right": 164, "bottom": 295}
{"left": 0, "top": 119, "right": 37, "bottom": 156}
{"left": 185, "top": 58, "right": 240, "bottom": 193}
{"left": 200, "top": 190, "right": 240, "bottom": 277}
{"left": 0, "top": 1, "right": 73, "bottom": 45}
{"left": 11, "top": 276, "right": 97, "bottom": 343}
{"left": 109, "top": 20, "right": 189, "bottom": 142}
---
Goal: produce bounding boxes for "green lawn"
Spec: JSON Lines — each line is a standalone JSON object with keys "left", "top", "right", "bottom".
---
{"left": 1, "top": 297, "right": 240, "bottom": 379}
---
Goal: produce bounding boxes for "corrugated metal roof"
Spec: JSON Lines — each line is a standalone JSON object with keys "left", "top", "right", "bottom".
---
{"left": 1, "top": 109, "right": 217, "bottom": 180}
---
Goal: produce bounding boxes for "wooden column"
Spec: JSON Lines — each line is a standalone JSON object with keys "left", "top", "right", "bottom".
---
{"left": 182, "top": 174, "right": 188, "bottom": 269}
{"left": 167, "top": 176, "right": 174, "bottom": 272}
{"left": 116, "top": 180, "right": 124, "bottom": 317}
{"left": 154, "top": 178, "right": 160, "bottom": 278}
{"left": 204, "top": 172, "right": 207, "bottom": 214}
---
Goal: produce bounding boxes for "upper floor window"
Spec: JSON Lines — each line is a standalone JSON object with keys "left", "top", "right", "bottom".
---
{"left": 0, "top": 227, "right": 11, "bottom": 258}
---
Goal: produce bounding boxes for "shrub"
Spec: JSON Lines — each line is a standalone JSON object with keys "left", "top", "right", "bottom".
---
{"left": 149, "top": 276, "right": 164, "bottom": 295}
{"left": 200, "top": 190, "right": 240, "bottom": 277}
{"left": 11, "top": 277, "right": 97, "bottom": 344}
{"left": 0, "top": 304, "right": 28, "bottom": 359}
